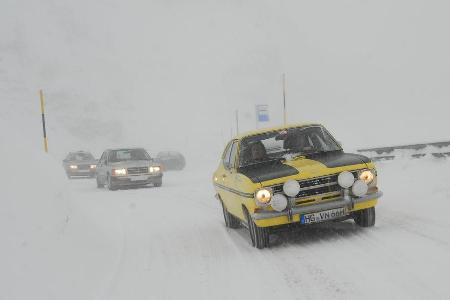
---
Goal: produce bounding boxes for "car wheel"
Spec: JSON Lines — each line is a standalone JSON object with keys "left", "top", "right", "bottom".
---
{"left": 153, "top": 180, "right": 162, "bottom": 187}
{"left": 106, "top": 174, "right": 117, "bottom": 191}
{"left": 221, "top": 201, "right": 240, "bottom": 229}
{"left": 96, "top": 176, "right": 103, "bottom": 188}
{"left": 244, "top": 208, "right": 269, "bottom": 249}
{"left": 353, "top": 207, "right": 376, "bottom": 227}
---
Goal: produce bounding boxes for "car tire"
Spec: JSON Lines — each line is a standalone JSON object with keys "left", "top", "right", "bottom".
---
{"left": 96, "top": 176, "right": 103, "bottom": 188}
{"left": 221, "top": 201, "right": 240, "bottom": 229}
{"left": 153, "top": 180, "right": 162, "bottom": 187}
{"left": 353, "top": 207, "right": 376, "bottom": 227}
{"left": 106, "top": 174, "right": 117, "bottom": 191}
{"left": 244, "top": 208, "right": 269, "bottom": 249}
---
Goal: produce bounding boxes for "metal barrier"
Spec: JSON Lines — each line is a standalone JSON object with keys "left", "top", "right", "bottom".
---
{"left": 357, "top": 141, "right": 450, "bottom": 161}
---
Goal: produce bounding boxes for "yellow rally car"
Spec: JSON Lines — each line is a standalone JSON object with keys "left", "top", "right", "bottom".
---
{"left": 213, "top": 123, "right": 382, "bottom": 248}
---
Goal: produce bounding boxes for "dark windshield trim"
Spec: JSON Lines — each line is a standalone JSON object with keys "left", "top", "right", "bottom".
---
{"left": 239, "top": 125, "right": 342, "bottom": 167}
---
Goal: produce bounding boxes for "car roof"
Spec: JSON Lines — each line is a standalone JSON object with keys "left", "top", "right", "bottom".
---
{"left": 235, "top": 122, "right": 323, "bottom": 140}
{"left": 105, "top": 147, "right": 146, "bottom": 151}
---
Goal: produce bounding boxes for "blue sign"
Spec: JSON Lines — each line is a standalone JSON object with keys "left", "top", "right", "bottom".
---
{"left": 256, "top": 105, "right": 269, "bottom": 122}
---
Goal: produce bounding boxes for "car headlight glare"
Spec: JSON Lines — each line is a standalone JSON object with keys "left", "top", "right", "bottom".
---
{"left": 113, "top": 168, "right": 127, "bottom": 176}
{"left": 69, "top": 165, "right": 78, "bottom": 169}
{"left": 149, "top": 166, "right": 161, "bottom": 173}
{"left": 359, "top": 170, "right": 374, "bottom": 184}
{"left": 338, "top": 171, "right": 354, "bottom": 188}
{"left": 255, "top": 188, "right": 272, "bottom": 205}
{"left": 90, "top": 165, "right": 97, "bottom": 169}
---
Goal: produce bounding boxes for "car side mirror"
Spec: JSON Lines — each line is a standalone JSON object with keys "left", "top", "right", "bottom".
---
{"left": 337, "top": 141, "right": 343, "bottom": 148}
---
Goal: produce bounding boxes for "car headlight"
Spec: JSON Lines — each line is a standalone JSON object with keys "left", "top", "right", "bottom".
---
{"left": 90, "top": 165, "right": 97, "bottom": 169}
{"left": 352, "top": 179, "right": 368, "bottom": 197}
{"left": 255, "top": 188, "right": 272, "bottom": 206}
{"left": 113, "top": 168, "right": 127, "bottom": 176}
{"left": 149, "top": 166, "right": 161, "bottom": 173}
{"left": 283, "top": 180, "right": 300, "bottom": 197}
{"left": 69, "top": 165, "right": 78, "bottom": 169}
{"left": 338, "top": 171, "right": 354, "bottom": 188}
{"left": 359, "top": 170, "right": 374, "bottom": 184}
{"left": 271, "top": 194, "right": 288, "bottom": 212}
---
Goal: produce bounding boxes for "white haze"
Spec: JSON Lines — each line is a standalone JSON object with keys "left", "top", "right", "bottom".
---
{"left": 2, "top": 0, "right": 450, "bottom": 163}
{"left": 2, "top": 1, "right": 450, "bottom": 300}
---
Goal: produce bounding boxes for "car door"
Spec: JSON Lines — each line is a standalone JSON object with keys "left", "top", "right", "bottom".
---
{"left": 219, "top": 140, "right": 242, "bottom": 217}
{"left": 96, "top": 151, "right": 108, "bottom": 183}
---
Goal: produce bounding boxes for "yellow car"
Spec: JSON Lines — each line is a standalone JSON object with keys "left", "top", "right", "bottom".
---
{"left": 213, "top": 123, "right": 382, "bottom": 248}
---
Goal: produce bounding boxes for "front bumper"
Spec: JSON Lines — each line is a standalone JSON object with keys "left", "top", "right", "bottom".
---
{"left": 66, "top": 169, "right": 96, "bottom": 177}
{"left": 111, "top": 173, "right": 162, "bottom": 186}
{"left": 251, "top": 191, "right": 383, "bottom": 225}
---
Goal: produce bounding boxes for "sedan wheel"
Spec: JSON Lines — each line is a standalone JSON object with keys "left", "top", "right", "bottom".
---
{"left": 221, "top": 201, "right": 240, "bottom": 229}
{"left": 96, "top": 176, "right": 103, "bottom": 188}
{"left": 106, "top": 175, "right": 117, "bottom": 191}
{"left": 244, "top": 209, "right": 269, "bottom": 249}
{"left": 353, "top": 207, "right": 376, "bottom": 227}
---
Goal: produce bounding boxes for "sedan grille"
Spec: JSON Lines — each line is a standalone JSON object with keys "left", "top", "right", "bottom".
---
{"left": 77, "top": 164, "right": 91, "bottom": 170}
{"left": 127, "top": 167, "right": 148, "bottom": 174}
{"left": 271, "top": 172, "right": 358, "bottom": 199}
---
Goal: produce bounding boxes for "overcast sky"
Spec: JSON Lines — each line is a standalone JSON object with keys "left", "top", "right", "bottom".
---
{"left": 2, "top": 0, "right": 449, "bottom": 161}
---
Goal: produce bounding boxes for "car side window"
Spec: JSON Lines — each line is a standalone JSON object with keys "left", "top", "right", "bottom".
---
{"left": 222, "top": 142, "right": 233, "bottom": 169}
{"left": 100, "top": 151, "right": 108, "bottom": 164}
{"left": 229, "top": 141, "right": 238, "bottom": 169}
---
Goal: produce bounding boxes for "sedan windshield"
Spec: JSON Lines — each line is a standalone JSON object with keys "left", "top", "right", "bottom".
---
{"left": 68, "top": 152, "right": 95, "bottom": 161}
{"left": 239, "top": 126, "right": 341, "bottom": 167}
{"left": 109, "top": 149, "right": 150, "bottom": 162}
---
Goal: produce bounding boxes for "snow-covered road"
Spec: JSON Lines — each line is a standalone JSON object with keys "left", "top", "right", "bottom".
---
{"left": 6, "top": 158, "right": 446, "bottom": 300}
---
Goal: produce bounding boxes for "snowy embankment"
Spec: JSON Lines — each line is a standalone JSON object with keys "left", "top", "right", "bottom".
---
{"left": 0, "top": 100, "right": 121, "bottom": 299}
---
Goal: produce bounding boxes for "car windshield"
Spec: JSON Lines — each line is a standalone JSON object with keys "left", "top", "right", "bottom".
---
{"left": 109, "top": 149, "right": 150, "bottom": 162}
{"left": 239, "top": 126, "right": 341, "bottom": 167}
{"left": 69, "top": 152, "right": 95, "bottom": 161}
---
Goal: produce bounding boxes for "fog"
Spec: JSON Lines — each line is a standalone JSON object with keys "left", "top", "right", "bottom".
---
{"left": 3, "top": 2, "right": 450, "bottom": 299}
{"left": 2, "top": 0, "right": 450, "bottom": 162}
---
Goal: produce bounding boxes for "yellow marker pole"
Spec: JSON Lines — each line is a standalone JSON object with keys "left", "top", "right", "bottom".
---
{"left": 282, "top": 73, "right": 287, "bottom": 125}
{"left": 39, "top": 89, "right": 48, "bottom": 153}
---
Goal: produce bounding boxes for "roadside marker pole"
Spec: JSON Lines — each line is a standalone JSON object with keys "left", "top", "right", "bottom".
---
{"left": 39, "top": 89, "right": 48, "bottom": 153}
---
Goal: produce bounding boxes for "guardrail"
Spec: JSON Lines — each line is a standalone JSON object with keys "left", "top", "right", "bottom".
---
{"left": 357, "top": 141, "right": 450, "bottom": 161}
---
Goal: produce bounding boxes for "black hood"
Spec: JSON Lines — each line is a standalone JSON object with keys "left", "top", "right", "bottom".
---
{"left": 305, "top": 151, "right": 370, "bottom": 168}
{"left": 238, "top": 160, "right": 299, "bottom": 183}
{"left": 238, "top": 151, "right": 370, "bottom": 184}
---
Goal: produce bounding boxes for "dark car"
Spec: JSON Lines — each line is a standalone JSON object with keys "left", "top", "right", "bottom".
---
{"left": 155, "top": 151, "right": 186, "bottom": 171}
{"left": 63, "top": 151, "right": 98, "bottom": 178}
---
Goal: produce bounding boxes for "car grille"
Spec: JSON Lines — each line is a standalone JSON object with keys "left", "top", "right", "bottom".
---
{"left": 271, "top": 171, "right": 358, "bottom": 200}
{"left": 77, "top": 164, "right": 91, "bottom": 170}
{"left": 127, "top": 167, "right": 148, "bottom": 174}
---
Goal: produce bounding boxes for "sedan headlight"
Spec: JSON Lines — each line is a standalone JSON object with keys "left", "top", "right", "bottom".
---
{"left": 69, "top": 165, "right": 78, "bottom": 169}
{"left": 90, "top": 165, "right": 97, "bottom": 169}
{"left": 113, "top": 168, "right": 127, "bottom": 176}
{"left": 359, "top": 169, "right": 375, "bottom": 184}
{"left": 149, "top": 166, "right": 161, "bottom": 173}
{"left": 255, "top": 188, "right": 272, "bottom": 206}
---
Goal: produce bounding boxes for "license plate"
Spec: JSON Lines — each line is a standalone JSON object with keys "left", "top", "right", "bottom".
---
{"left": 300, "top": 207, "right": 347, "bottom": 224}
{"left": 130, "top": 175, "right": 148, "bottom": 181}
{"left": 78, "top": 170, "right": 90, "bottom": 173}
